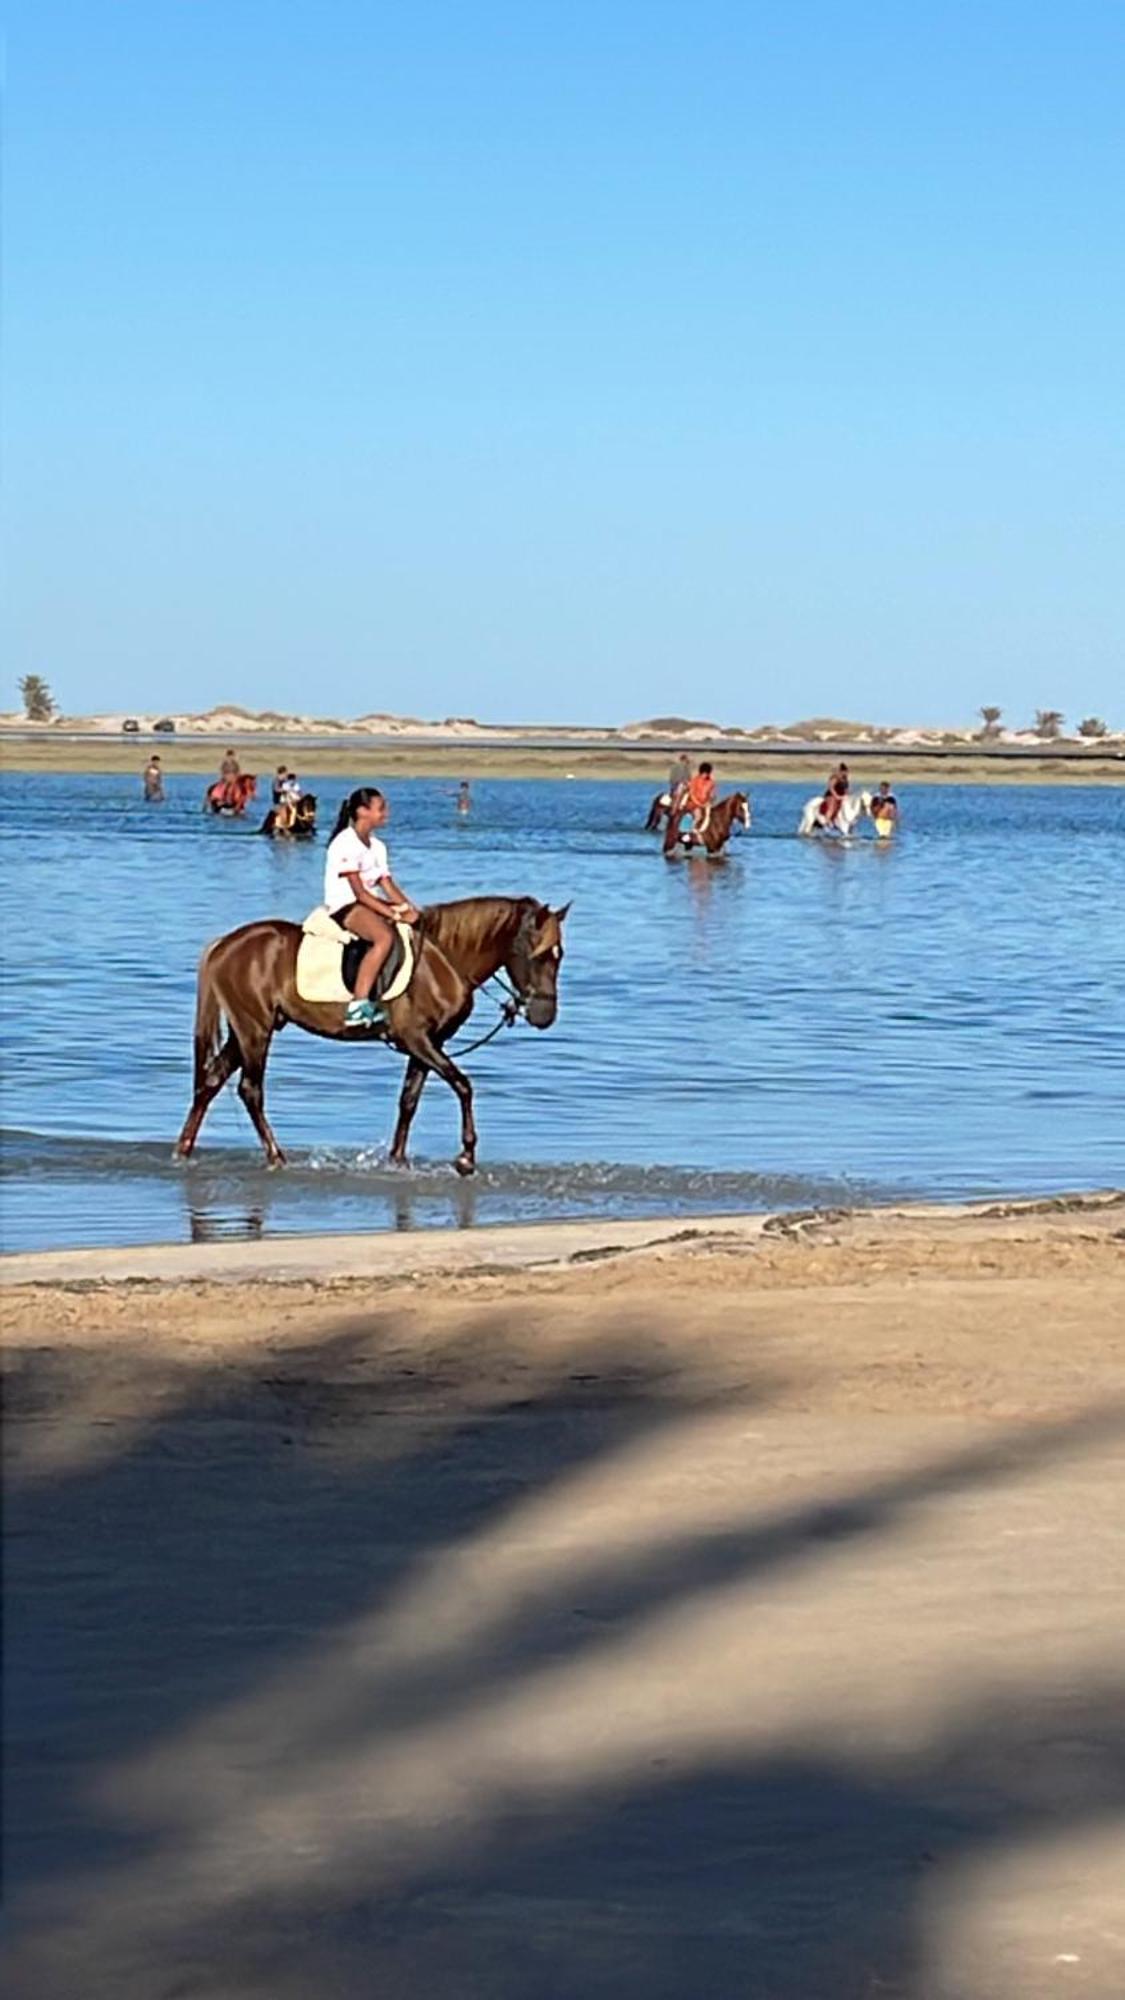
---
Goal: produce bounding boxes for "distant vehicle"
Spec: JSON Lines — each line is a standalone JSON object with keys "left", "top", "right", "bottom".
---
{"left": 153, "top": 717, "right": 176, "bottom": 733}
{"left": 122, "top": 718, "right": 140, "bottom": 733}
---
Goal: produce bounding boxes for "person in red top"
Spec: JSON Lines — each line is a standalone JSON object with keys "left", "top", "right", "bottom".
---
{"left": 685, "top": 761, "right": 716, "bottom": 836}
{"left": 820, "top": 761, "right": 850, "bottom": 826}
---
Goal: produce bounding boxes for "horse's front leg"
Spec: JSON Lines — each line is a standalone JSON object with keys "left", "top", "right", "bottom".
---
{"left": 389, "top": 1056, "right": 429, "bottom": 1167}
{"left": 402, "top": 1033, "right": 478, "bottom": 1175}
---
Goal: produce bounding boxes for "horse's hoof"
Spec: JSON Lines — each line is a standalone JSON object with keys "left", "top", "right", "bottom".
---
{"left": 453, "top": 1153, "right": 476, "bottom": 1178}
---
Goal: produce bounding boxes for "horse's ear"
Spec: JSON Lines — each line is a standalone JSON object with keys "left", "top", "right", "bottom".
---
{"left": 554, "top": 901, "right": 572, "bottom": 924}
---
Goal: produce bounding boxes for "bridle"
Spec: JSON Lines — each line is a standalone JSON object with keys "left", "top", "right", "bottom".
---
{"left": 446, "top": 907, "right": 558, "bottom": 1056}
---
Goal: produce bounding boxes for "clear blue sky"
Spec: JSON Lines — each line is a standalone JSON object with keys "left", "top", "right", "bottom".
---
{"left": 4, "top": 1, "right": 1122, "bottom": 727}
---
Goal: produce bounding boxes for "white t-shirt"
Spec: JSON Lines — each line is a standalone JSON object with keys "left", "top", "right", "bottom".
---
{"left": 324, "top": 827, "right": 391, "bottom": 913}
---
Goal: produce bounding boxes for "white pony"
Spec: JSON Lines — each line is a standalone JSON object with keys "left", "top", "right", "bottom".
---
{"left": 798, "top": 788, "right": 874, "bottom": 837}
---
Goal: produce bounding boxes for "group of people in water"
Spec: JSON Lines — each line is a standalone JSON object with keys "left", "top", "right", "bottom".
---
{"left": 665, "top": 750, "right": 900, "bottom": 840}
{"left": 149, "top": 743, "right": 898, "bottom": 844}
{"left": 145, "top": 750, "right": 475, "bottom": 840}
{"left": 143, "top": 740, "right": 905, "bottom": 1046}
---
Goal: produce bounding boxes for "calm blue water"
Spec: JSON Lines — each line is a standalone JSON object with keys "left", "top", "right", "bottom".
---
{"left": 1, "top": 772, "right": 1122, "bottom": 1250}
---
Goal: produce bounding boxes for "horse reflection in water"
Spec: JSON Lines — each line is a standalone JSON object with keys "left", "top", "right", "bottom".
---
{"left": 182, "top": 1168, "right": 480, "bottom": 1243}
{"left": 188, "top": 1197, "right": 266, "bottom": 1245}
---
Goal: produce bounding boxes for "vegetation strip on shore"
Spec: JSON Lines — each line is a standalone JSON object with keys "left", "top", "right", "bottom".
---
{"left": 3, "top": 734, "right": 1125, "bottom": 782}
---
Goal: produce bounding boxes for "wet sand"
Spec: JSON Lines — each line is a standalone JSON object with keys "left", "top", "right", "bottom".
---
{"left": 4, "top": 1196, "right": 1125, "bottom": 1997}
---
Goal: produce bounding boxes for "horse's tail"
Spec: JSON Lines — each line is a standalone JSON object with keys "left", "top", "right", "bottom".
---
{"left": 192, "top": 941, "right": 227, "bottom": 1089}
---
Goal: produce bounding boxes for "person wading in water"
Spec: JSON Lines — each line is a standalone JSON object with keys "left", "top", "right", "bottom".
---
{"left": 143, "top": 753, "right": 164, "bottom": 801}
{"left": 324, "top": 787, "right": 420, "bottom": 1029}
{"left": 872, "top": 780, "right": 898, "bottom": 837}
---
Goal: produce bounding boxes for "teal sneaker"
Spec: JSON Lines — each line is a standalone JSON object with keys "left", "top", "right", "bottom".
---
{"left": 344, "top": 997, "right": 380, "bottom": 1028}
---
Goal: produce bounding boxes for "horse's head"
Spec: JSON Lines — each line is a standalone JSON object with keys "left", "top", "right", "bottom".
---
{"left": 297, "top": 793, "right": 317, "bottom": 824}
{"left": 857, "top": 789, "right": 873, "bottom": 815}
{"left": 243, "top": 774, "right": 258, "bottom": 800}
{"left": 732, "top": 792, "right": 751, "bottom": 830}
{"left": 507, "top": 900, "right": 571, "bottom": 1029}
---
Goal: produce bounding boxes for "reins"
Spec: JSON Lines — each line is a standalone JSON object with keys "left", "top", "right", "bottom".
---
{"left": 447, "top": 971, "right": 525, "bottom": 1057}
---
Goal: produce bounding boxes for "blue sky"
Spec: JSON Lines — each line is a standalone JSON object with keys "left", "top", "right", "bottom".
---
{"left": 4, "top": 1, "right": 1122, "bottom": 727}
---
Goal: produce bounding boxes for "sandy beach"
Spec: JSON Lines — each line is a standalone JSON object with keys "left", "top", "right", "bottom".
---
{"left": 2, "top": 709, "right": 1123, "bottom": 783}
{"left": 5, "top": 1194, "right": 1125, "bottom": 1997}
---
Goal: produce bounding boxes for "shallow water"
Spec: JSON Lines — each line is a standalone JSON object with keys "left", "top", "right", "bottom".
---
{"left": 1, "top": 772, "right": 1122, "bottom": 1249}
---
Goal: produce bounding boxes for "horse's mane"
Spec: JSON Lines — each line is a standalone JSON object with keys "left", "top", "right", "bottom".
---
{"left": 419, "top": 895, "right": 532, "bottom": 956}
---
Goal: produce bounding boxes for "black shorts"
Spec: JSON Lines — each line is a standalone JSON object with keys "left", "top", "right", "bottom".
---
{"left": 330, "top": 902, "right": 357, "bottom": 925}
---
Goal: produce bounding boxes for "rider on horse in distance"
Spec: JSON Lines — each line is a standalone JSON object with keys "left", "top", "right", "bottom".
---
{"left": 679, "top": 761, "right": 716, "bottom": 839}
{"left": 819, "top": 761, "right": 850, "bottom": 827}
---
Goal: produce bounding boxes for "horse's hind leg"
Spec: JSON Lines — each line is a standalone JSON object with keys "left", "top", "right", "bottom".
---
{"left": 175, "top": 1034, "right": 241, "bottom": 1158}
{"left": 389, "top": 1056, "right": 429, "bottom": 1167}
{"left": 236, "top": 1028, "right": 287, "bottom": 1167}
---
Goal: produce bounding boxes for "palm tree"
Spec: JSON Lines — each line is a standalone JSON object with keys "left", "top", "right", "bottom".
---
{"left": 978, "top": 705, "right": 1002, "bottom": 738}
{"left": 1077, "top": 716, "right": 1108, "bottom": 739}
{"left": 18, "top": 674, "right": 56, "bottom": 721}
{"left": 1033, "top": 708, "right": 1064, "bottom": 740}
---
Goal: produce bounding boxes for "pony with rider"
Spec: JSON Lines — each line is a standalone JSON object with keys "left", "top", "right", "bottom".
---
{"left": 798, "top": 764, "right": 898, "bottom": 837}
{"left": 204, "top": 748, "right": 257, "bottom": 816}
{"left": 647, "top": 758, "right": 751, "bottom": 854}
{"left": 260, "top": 765, "right": 317, "bottom": 838}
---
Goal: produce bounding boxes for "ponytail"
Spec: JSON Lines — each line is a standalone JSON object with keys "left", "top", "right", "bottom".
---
{"left": 329, "top": 786, "right": 383, "bottom": 841}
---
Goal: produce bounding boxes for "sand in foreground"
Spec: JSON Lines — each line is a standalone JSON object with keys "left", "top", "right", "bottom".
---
{"left": 4, "top": 1199, "right": 1125, "bottom": 1998}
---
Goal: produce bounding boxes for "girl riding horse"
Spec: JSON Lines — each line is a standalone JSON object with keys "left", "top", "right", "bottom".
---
{"left": 324, "top": 787, "right": 420, "bottom": 1030}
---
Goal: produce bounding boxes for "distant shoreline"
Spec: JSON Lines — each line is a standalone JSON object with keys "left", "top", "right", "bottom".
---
{"left": 3, "top": 730, "right": 1124, "bottom": 784}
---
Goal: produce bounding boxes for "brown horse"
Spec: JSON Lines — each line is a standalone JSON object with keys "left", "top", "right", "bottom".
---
{"left": 204, "top": 773, "right": 258, "bottom": 816}
{"left": 662, "top": 791, "right": 751, "bottom": 856}
{"left": 174, "top": 896, "right": 569, "bottom": 1177}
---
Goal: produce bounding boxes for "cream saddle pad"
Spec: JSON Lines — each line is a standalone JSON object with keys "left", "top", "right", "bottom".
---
{"left": 296, "top": 906, "right": 416, "bottom": 1006}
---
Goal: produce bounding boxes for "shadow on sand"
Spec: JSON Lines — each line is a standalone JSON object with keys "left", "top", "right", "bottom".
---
{"left": 4, "top": 1299, "right": 1125, "bottom": 1998}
